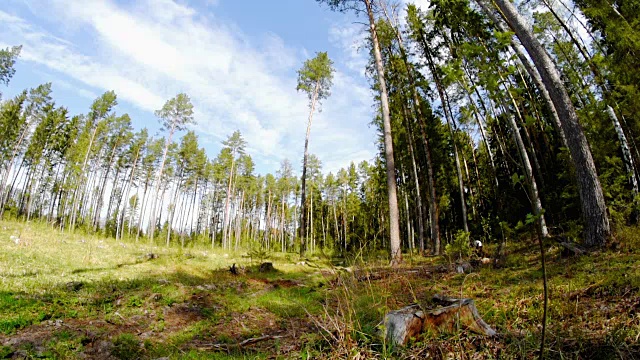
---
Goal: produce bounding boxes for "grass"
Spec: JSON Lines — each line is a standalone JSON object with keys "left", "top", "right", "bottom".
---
{"left": 1, "top": 219, "right": 639, "bottom": 359}
{"left": 0, "top": 220, "right": 327, "bottom": 359}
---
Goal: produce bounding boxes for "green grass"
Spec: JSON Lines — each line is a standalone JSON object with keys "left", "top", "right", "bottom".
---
{"left": 0, "top": 219, "right": 327, "bottom": 359}
{"left": 1, "top": 219, "right": 639, "bottom": 359}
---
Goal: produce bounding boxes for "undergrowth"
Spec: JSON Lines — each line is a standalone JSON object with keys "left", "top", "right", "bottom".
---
{"left": 0, "top": 219, "right": 639, "bottom": 359}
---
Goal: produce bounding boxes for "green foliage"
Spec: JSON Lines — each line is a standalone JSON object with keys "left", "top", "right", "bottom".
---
{"left": 297, "top": 51, "right": 335, "bottom": 106}
{"left": 0, "top": 45, "right": 21, "bottom": 89}
{"left": 444, "top": 230, "right": 472, "bottom": 259}
{"left": 247, "top": 247, "right": 269, "bottom": 263}
{"left": 154, "top": 92, "right": 195, "bottom": 132}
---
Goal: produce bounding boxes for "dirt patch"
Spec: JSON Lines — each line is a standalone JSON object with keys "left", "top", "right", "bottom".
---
{"left": 0, "top": 317, "right": 145, "bottom": 359}
{"left": 190, "top": 308, "right": 313, "bottom": 356}
{"left": 163, "top": 303, "right": 207, "bottom": 330}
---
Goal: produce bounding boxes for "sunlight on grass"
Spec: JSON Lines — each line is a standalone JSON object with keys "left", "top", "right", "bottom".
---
{"left": 1, "top": 219, "right": 638, "bottom": 358}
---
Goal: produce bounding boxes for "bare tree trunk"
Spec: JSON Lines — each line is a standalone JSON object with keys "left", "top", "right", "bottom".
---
{"left": 94, "top": 140, "right": 120, "bottom": 231}
{"left": 0, "top": 120, "right": 32, "bottom": 218}
{"left": 492, "top": 0, "right": 610, "bottom": 247}
{"left": 608, "top": 106, "right": 639, "bottom": 194}
{"left": 149, "top": 124, "right": 176, "bottom": 241}
{"left": 385, "top": 20, "right": 435, "bottom": 254}
{"left": 222, "top": 158, "right": 236, "bottom": 249}
{"left": 365, "top": 0, "right": 402, "bottom": 265}
{"left": 264, "top": 190, "right": 272, "bottom": 248}
{"left": 408, "top": 134, "right": 425, "bottom": 253}
{"left": 300, "top": 81, "right": 320, "bottom": 256}
{"left": 118, "top": 147, "right": 141, "bottom": 240}
{"left": 234, "top": 190, "right": 244, "bottom": 251}
{"left": 136, "top": 181, "right": 149, "bottom": 241}
{"left": 309, "top": 193, "right": 316, "bottom": 253}
{"left": 503, "top": 102, "right": 549, "bottom": 238}
{"left": 167, "top": 169, "right": 184, "bottom": 246}
{"left": 416, "top": 27, "right": 469, "bottom": 234}
{"left": 333, "top": 199, "right": 340, "bottom": 248}
{"left": 403, "top": 187, "right": 412, "bottom": 252}
{"left": 70, "top": 126, "right": 99, "bottom": 231}
{"left": 477, "top": 0, "right": 567, "bottom": 147}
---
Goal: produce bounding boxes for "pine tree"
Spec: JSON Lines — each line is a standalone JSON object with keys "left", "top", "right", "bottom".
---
{"left": 296, "top": 51, "right": 335, "bottom": 255}
{"left": 148, "top": 93, "right": 195, "bottom": 241}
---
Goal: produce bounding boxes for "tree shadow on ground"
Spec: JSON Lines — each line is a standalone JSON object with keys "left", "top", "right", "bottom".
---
{"left": 0, "top": 264, "right": 318, "bottom": 359}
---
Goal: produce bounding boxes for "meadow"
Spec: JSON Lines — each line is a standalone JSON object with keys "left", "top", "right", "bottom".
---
{"left": 0, "top": 220, "right": 638, "bottom": 359}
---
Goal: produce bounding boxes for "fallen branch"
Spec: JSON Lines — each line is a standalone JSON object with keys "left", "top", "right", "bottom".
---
{"left": 559, "top": 241, "right": 586, "bottom": 256}
{"left": 198, "top": 335, "right": 285, "bottom": 351}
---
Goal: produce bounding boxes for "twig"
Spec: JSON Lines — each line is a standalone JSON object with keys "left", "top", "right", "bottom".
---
{"left": 198, "top": 335, "right": 285, "bottom": 351}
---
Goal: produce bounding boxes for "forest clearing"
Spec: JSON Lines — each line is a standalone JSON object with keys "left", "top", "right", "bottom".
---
{"left": 2, "top": 0, "right": 640, "bottom": 358}
{"left": 0, "top": 220, "right": 638, "bottom": 359}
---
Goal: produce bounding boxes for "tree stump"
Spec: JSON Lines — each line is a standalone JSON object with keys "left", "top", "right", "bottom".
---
{"left": 383, "top": 295, "right": 496, "bottom": 346}
{"left": 259, "top": 262, "right": 274, "bottom": 272}
{"left": 424, "top": 296, "right": 496, "bottom": 337}
{"left": 383, "top": 304, "right": 425, "bottom": 346}
{"left": 230, "top": 263, "right": 239, "bottom": 275}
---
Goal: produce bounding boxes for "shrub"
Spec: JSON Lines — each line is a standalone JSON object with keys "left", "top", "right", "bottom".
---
{"left": 445, "top": 230, "right": 472, "bottom": 260}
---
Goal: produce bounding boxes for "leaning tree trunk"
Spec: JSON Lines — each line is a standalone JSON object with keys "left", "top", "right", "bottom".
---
{"left": 300, "top": 81, "right": 320, "bottom": 256}
{"left": 149, "top": 124, "right": 176, "bottom": 241}
{"left": 608, "top": 106, "right": 639, "bottom": 195}
{"left": 477, "top": 0, "right": 567, "bottom": 147}
{"left": 391, "top": 24, "right": 440, "bottom": 255}
{"left": 407, "top": 126, "right": 425, "bottom": 253}
{"left": 418, "top": 30, "right": 469, "bottom": 234}
{"left": 502, "top": 100, "right": 549, "bottom": 238}
{"left": 365, "top": 0, "right": 402, "bottom": 265}
{"left": 70, "top": 126, "right": 99, "bottom": 231}
{"left": 492, "top": 0, "right": 610, "bottom": 247}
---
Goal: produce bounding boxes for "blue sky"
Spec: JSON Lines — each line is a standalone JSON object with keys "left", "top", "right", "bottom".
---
{"left": 0, "top": 0, "right": 401, "bottom": 176}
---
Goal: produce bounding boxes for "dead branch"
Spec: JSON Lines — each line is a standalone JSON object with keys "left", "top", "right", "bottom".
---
{"left": 198, "top": 335, "right": 285, "bottom": 351}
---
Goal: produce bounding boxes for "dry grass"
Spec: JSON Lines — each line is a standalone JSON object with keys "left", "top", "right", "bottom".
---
{"left": 1, "top": 219, "right": 639, "bottom": 359}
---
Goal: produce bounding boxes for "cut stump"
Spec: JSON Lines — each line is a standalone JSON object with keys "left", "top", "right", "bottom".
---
{"left": 259, "top": 262, "right": 274, "bottom": 272}
{"left": 383, "top": 295, "right": 497, "bottom": 346}
{"left": 383, "top": 304, "right": 425, "bottom": 346}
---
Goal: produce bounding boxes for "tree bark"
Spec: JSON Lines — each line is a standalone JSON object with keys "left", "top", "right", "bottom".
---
{"left": 492, "top": 0, "right": 610, "bottom": 247}
{"left": 300, "top": 81, "right": 320, "bottom": 256}
{"left": 390, "top": 20, "right": 439, "bottom": 255}
{"left": 149, "top": 124, "right": 176, "bottom": 241}
{"left": 477, "top": 0, "right": 568, "bottom": 147}
{"left": 608, "top": 106, "right": 639, "bottom": 195}
{"left": 365, "top": 0, "right": 402, "bottom": 265}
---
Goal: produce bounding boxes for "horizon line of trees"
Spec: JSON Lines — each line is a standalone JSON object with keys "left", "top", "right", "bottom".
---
{"left": 1, "top": 0, "right": 638, "bottom": 262}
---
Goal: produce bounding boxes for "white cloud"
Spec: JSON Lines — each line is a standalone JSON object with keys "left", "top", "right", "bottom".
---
{"left": 0, "top": 0, "right": 378, "bottom": 175}
{"left": 52, "top": 78, "right": 99, "bottom": 100}
{"left": 328, "top": 23, "right": 369, "bottom": 77}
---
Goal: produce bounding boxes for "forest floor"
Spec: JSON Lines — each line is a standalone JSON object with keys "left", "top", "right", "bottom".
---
{"left": 0, "top": 220, "right": 638, "bottom": 359}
